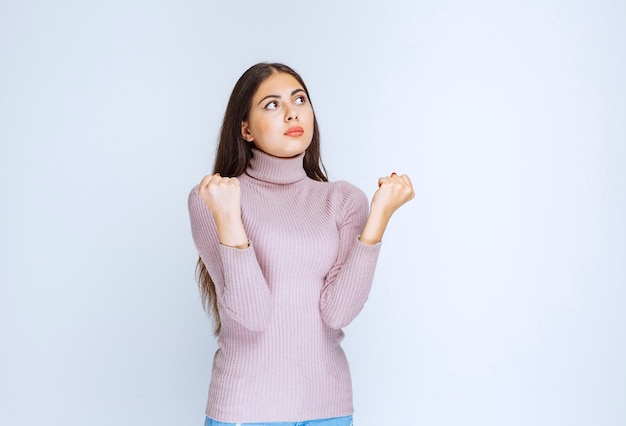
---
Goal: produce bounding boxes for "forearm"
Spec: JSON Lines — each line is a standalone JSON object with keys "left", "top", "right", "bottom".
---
{"left": 320, "top": 238, "right": 381, "bottom": 329}
{"left": 358, "top": 208, "right": 392, "bottom": 245}
{"left": 214, "top": 214, "right": 249, "bottom": 249}
{"left": 217, "top": 242, "right": 272, "bottom": 330}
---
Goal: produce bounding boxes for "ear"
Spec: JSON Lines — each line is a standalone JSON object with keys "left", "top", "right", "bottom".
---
{"left": 241, "top": 121, "right": 254, "bottom": 142}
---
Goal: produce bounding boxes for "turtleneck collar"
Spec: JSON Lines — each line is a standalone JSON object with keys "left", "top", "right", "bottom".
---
{"left": 245, "top": 148, "right": 308, "bottom": 184}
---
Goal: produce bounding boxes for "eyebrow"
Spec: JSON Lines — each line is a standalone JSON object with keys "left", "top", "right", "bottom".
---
{"left": 257, "top": 89, "right": 305, "bottom": 106}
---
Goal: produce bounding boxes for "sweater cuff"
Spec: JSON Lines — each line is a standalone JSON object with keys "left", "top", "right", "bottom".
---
{"left": 217, "top": 241, "right": 272, "bottom": 331}
{"left": 354, "top": 237, "right": 382, "bottom": 253}
{"left": 218, "top": 240, "right": 259, "bottom": 285}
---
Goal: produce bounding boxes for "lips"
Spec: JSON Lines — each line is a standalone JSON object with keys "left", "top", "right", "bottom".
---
{"left": 284, "top": 126, "right": 304, "bottom": 137}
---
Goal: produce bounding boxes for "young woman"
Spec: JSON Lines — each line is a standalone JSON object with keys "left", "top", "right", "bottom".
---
{"left": 188, "top": 63, "right": 414, "bottom": 426}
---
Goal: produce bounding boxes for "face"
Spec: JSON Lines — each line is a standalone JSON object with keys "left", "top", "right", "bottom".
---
{"left": 241, "top": 72, "right": 314, "bottom": 158}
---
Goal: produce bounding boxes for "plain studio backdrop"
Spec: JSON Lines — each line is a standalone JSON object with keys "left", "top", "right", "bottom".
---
{"left": 1, "top": 1, "right": 625, "bottom": 425}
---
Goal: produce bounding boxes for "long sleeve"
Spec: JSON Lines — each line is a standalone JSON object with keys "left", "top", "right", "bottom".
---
{"left": 319, "top": 181, "right": 382, "bottom": 329}
{"left": 188, "top": 186, "right": 272, "bottom": 331}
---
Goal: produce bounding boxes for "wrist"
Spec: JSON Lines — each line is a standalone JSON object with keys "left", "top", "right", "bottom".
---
{"left": 213, "top": 214, "right": 248, "bottom": 249}
{"left": 359, "top": 211, "right": 391, "bottom": 245}
{"left": 368, "top": 205, "right": 393, "bottom": 223}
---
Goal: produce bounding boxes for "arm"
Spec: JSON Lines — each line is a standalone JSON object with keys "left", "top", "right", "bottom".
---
{"left": 319, "top": 183, "right": 381, "bottom": 329}
{"left": 320, "top": 174, "right": 415, "bottom": 329}
{"left": 188, "top": 175, "right": 272, "bottom": 331}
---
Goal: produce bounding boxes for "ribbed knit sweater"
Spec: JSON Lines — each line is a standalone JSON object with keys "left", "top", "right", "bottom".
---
{"left": 188, "top": 148, "right": 381, "bottom": 423}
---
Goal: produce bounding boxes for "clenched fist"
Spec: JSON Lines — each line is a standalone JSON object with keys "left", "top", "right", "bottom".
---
{"left": 199, "top": 173, "right": 248, "bottom": 249}
{"left": 359, "top": 172, "right": 415, "bottom": 245}
{"left": 199, "top": 173, "right": 243, "bottom": 221}
{"left": 371, "top": 173, "right": 415, "bottom": 217}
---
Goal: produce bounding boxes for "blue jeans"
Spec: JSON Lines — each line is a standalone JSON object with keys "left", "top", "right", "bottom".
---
{"left": 205, "top": 415, "right": 353, "bottom": 426}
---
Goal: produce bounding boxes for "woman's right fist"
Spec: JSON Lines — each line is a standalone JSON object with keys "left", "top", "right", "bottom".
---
{"left": 199, "top": 173, "right": 242, "bottom": 220}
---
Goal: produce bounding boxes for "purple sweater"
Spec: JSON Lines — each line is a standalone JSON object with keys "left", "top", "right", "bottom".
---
{"left": 188, "top": 148, "right": 381, "bottom": 423}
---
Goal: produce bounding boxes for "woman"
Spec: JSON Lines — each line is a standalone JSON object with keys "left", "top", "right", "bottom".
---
{"left": 188, "top": 62, "right": 414, "bottom": 426}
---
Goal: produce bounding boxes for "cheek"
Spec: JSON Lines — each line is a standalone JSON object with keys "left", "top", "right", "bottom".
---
{"left": 305, "top": 110, "right": 315, "bottom": 129}
{"left": 305, "top": 107, "right": 315, "bottom": 122}
{"left": 249, "top": 116, "right": 272, "bottom": 136}
{"left": 254, "top": 118, "right": 283, "bottom": 144}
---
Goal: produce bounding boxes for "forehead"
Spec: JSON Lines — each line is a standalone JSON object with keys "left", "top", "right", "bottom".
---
{"left": 253, "top": 72, "right": 303, "bottom": 99}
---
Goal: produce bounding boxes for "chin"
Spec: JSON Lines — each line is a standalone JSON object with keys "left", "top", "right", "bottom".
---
{"left": 277, "top": 145, "right": 310, "bottom": 158}
{"left": 278, "top": 150, "right": 306, "bottom": 158}
{"left": 256, "top": 140, "right": 311, "bottom": 158}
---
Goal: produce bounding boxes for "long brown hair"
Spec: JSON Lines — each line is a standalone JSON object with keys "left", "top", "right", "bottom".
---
{"left": 196, "top": 62, "right": 328, "bottom": 335}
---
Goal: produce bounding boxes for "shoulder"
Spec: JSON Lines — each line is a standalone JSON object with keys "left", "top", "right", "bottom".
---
{"left": 323, "top": 180, "right": 369, "bottom": 223}
{"left": 330, "top": 180, "right": 368, "bottom": 205}
{"left": 302, "top": 178, "right": 366, "bottom": 201}
{"left": 188, "top": 183, "right": 206, "bottom": 214}
{"left": 188, "top": 183, "right": 200, "bottom": 201}
{"left": 189, "top": 183, "right": 200, "bottom": 195}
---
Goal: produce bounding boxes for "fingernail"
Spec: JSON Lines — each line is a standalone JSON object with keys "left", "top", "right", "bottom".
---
{"left": 391, "top": 172, "right": 397, "bottom": 176}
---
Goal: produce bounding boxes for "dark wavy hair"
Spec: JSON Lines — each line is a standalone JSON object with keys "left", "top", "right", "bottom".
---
{"left": 196, "top": 62, "right": 328, "bottom": 335}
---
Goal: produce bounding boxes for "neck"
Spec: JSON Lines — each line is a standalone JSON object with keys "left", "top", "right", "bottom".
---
{"left": 246, "top": 148, "right": 307, "bottom": 184}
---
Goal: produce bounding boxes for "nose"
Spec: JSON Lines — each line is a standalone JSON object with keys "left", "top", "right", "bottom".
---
{"left": 285, "top": 107, "right": 299, "bottom": 121}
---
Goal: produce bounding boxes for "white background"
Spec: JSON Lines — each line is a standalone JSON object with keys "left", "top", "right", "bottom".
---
{"left": 1, "top": 1, "right": 625, "bottom": 425}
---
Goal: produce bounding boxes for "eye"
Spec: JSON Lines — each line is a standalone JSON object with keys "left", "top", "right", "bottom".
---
{"left": 294, "top": 95, "right": 307, "bottom": 105}
{"left": 264, "top": 100, "right": 278, "bottom": 110}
